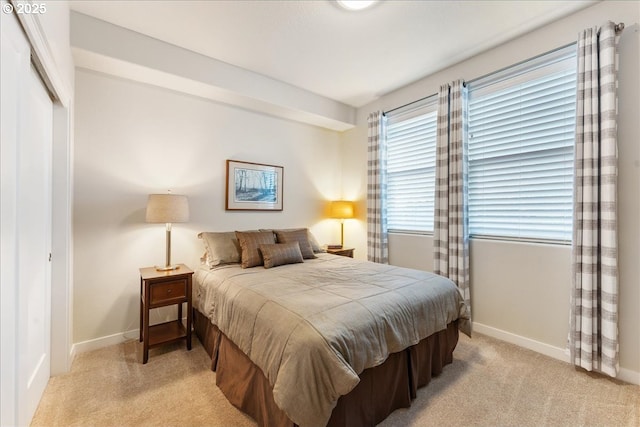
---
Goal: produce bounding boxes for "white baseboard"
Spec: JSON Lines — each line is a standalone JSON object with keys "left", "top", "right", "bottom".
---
{"left": 70, "top": 321, "right": 639, "bottom": 385}
{"left": 472, "top": 322, "right": 570, "bottom": 362}
{"left": 68, "top": 346, "right": 76, "bottom": 370}
{"left": 619, "top": 367, "right": 640, "bottom": 385}
{"left": 473, "top": 322, "right": 639, "bottom": 385}
{"left": 71, "top": 328, "right": 140, "bottom": 356}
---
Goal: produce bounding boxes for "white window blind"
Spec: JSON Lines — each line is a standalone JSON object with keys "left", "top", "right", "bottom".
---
{"left": 385, "top": 97, "right": 437, "bottom": 233}
{"left": 467, "top": 45, "right": 576, "bottom": 242}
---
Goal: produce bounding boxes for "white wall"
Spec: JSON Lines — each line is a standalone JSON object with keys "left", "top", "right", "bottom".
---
{"left": 38, "top": 0, "right": 74, "bottom": 93}
{"left": 344, "top": 1, "right": 640, "bottom": 381}
{"left": 73, "top": 69, "right": 345, "bottom": 346}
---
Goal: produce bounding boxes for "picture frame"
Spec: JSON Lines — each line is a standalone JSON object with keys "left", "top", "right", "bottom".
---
{"left": 226, "top": 160, "right": 284, "bottom": 211}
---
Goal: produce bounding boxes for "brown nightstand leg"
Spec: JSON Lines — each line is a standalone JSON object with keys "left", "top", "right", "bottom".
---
{"left": 143, "top": 294, "right": 149, "bottom": 364}
{"left": 187, "top": 277, "right": 192, "bottom": 350}
{"left": 139, "top": 277, "right": 143, "bottom": 343}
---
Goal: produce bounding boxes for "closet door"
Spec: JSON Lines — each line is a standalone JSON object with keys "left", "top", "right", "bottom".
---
{"left": 0, "top": 6, "right": 53, "bottom": 426}
{"left": 16, "top": 64, "right": 53, "bottom": 426}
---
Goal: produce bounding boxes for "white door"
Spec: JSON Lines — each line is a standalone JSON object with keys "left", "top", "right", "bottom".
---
{"left": 16, "top": 64, "right": 53, "bottom": 426}
{"left": 0, "top": 6, "right": 54, "bottom": 425}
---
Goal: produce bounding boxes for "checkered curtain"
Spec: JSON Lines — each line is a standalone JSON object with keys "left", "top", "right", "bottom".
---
{"left": 434, "top": 80, "right": 471, "bottom": 336}
{"left": 570, "top": 22, "right": 621, "bottom": 378}
{"left": 367, "top": 111, "right": 388, "bottom": 264}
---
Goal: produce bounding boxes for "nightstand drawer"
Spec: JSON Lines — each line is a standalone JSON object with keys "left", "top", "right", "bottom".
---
{"left": 150, "top": 280, "right": 186, "bottom": 305}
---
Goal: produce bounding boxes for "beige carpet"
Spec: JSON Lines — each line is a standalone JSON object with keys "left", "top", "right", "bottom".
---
{"left": 32, "top": 333, "right": 639, "bottom": 427}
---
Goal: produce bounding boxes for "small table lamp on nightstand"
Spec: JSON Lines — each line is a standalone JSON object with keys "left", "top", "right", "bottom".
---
{"left": 330, "top": 200, "right": 354, "bottom": 248}
{"left": 146, "top": 193, "right": 189, "bottom": 271}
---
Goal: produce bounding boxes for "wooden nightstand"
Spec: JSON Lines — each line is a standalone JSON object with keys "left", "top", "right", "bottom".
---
{"left": 327, "top": 247, "right": 355, "bottom": 258}
{"left": 139, "top": 264, "right": 193, "bottom": 364}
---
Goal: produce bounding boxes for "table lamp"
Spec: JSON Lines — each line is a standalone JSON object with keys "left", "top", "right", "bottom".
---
{"left": 146, "top": 193, "right": 189, "bottom": 271}
{"left": 330, "top": 200, "right": 354, "bottom": 248}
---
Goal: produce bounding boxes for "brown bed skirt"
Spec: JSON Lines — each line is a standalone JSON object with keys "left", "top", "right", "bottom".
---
{"left": 193, "top": 309, "right": 459, "bottom": 427}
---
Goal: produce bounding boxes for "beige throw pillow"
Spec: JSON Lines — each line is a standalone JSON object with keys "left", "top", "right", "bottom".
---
{"left": 274, "top": 229, "right": 317, "bottom": 259}
{"left": 259, "top": 242, "right": 304, "bottom": 269}
{"left": 235, "top": 230, "right": 276, "bottom": 268}
{"left": 198, "top": 231, "right": 241, "bottom": 267}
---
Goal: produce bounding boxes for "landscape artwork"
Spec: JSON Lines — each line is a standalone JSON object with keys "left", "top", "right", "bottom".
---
{"left": 226, "top": 160, "right": 283, "bottom": 211}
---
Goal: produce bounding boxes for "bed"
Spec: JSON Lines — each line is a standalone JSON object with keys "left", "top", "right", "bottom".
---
{"left": 193, "top": 229, "right": 470, "bottom": 427}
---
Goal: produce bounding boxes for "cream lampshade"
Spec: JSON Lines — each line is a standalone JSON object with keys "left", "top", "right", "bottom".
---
{"left": 146, "top": 193, "right": 189, "bottom": 271}
{"left": 330, "top": 200, "right": 355, "bottom": 248}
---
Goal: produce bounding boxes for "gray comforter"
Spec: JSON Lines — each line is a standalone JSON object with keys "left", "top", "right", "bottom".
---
{"left": 195, "top": 253, "right": 469, "bottom": 427}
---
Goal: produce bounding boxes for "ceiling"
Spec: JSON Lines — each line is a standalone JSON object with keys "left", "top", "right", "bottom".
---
{"left": 69, "top": 0, "right": 594, "bottom": 108}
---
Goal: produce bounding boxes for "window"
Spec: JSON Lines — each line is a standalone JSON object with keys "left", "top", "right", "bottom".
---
{"left": 382, "top": 45, "right": 576, "bottom": 240}
{"left": 385, "top": 96, "right": 438, "bottom": 233}
{"left": 467, "top": 45, "right": 576, "bottom": 242}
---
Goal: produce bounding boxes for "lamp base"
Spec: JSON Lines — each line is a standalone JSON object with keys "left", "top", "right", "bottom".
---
{"left": 154, "top": 264, "right": 180, "bottom": 272}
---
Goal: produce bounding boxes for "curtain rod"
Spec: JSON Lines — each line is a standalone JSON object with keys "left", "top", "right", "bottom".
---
{"left": 384, "top": 94, "right": 433, "bottom": 115}
{"left": 385, "top": 22, "right": 624, "bottom": 115}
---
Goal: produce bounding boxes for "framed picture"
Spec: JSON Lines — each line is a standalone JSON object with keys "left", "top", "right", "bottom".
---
{"left": 226, "top": 160, "right": 284, "bottom": 211}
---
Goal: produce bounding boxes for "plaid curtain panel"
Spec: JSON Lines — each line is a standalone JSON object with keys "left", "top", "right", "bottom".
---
{"left": 570, "top": 21, "right": 621, "bottom": 378}
{"left": 367, "top": 111, "right": 388, "bottom": 264}
{"left": 434, "top": 80, "right": 471, "bottom": 335}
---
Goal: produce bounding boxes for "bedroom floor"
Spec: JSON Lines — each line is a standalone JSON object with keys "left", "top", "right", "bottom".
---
{"left": 31, "top": 333, "right": 639, "bottom": 427}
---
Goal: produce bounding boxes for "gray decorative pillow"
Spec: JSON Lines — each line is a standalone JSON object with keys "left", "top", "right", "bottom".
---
{"left": 235, "top": 230, "right": 276, "bottom": 268}
{"left": 259, "top": 242, "right": 304, "bottom": 269}
{"left": 307, "top": 231, "right": 325, "bottom": 253}
{"left": 197, "top": 232, "right": 241, "bottom": 267}
{"left": 274, "top": 229, "right": 317, "bottom": 259}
